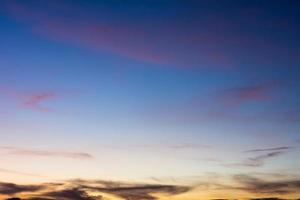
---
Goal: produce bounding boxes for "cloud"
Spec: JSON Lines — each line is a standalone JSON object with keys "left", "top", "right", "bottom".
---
{"left": 241, "top": 151, "right": 286, "bottom": 167}
{"left": 237, "top": 146, "right": 292, "bottom": 167}
{"left": 36, "top": 188, "right": 100, "bottom": 200}
{"left": 198, "top": 152, "right": 283, "bottom": 168}
{"left": 0, "top": 179, "right": 191, "bottom": 200}
{"left": 141, "top": 80, "right": 285, "bottom": 126}
{"left": 207, "top": 147, "right": 290, "bottom": 168}
{"left": 244, "top": 147, "right": 292, "bottom": 153}
{"left": 0, "top": 87, "right": 58, "bottom": 112}
{"left": 233, "top": 175, "right": 300, "bottom": 194}
{"left": 90, "top": 184, "right": 190, "bottom": 200}
{"left": 70, "top": 179, "right": 192, "bottom": 200}
{"left": 166, "top": 143, "right": 211, "bottom": 149}
{"left": 1, "top": 146, "right": 93, "bottom": 159}
{"left": 2, "top": 176, "right": 300, "bottom": 199}
{"left": 0, "top": 182, "right": 44, "bottom": 195}
{"left": 192, "top": 174, "right": 300, "bottom": 197}
{"left": 250, "top": 198, "right": 288, "bottom": 200}
{"left": 21, "top": 92, "right": 56, "bottom": 112}
{"left": 1, "top": 0, "right": 171, "bottom": 65}
{"left": 0, "top": 0, "right": 276, "bottom": 69}
{"left": 211, "top": 199, "right": 243, "bottom": 200}
{"left": 220, "top": 81, "right": 280, "bottom": 106}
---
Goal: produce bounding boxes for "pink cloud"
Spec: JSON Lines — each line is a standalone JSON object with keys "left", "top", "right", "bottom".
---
{"left": 141, "top": 81, "right": 283, "bottom": 125}
{"left": 220, "top": 81, "right": 280, "bottom": 106}
{"left": 2, "top": 1, "right": 170, "bottom": 65}
{"left": 0, "top": 87, "right": 58, "bottom": 112}
{"left": 1, "top": 1, "right": 239, "bottom": 69}
{"left": 2, "top": 0, "right": 298, "bottom": 70}
{"left": 21, "top": 92, "right": 56, "bottom": 112}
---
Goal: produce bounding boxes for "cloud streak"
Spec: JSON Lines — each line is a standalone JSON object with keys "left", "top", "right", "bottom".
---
{"left": 198, "top": 146, "right": 291, "bottom": 168}
{"left": 244, "top": 147, "right": 293, "bottom": 153}
{"left": 220, "top": 81, "right": 280, "bottom": 106}
{"left": 1, "top": 147, "right": 93, "bottom": 160}
{"left": 241, "top": 151, "right": 286, "bottom": 167}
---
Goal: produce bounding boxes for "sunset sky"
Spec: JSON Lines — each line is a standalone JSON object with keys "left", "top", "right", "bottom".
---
{"left": 0, "top": 0, "right": 300, "bottom": 200}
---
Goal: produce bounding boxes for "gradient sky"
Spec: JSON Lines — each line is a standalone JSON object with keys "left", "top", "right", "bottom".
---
{"left": 0, "top": 0, "right": 300, "bottom": 200}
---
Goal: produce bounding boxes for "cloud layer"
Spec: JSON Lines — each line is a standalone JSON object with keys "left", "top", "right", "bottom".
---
{"left": 0, "top": 179, "right": 191, "bottom": 200}
{"left": 2, "top": 174, "right": 300, "bottom": 200}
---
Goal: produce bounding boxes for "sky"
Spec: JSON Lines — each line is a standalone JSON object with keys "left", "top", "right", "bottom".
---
{"left": 0, "top": 0, "right": 300, "bottom": 199}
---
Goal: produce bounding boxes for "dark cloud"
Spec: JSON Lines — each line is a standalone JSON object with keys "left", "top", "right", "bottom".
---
{"left": 190, "top": 150, "right": 287, "bottom": 168}
{"left": 242, "top": 151, "right": 285, "bottom": 167}
{"left": 238, "top": 146, "right": 292, "bottom": 167}
{"left": 93, "top": 185, "right": 189, "bottom": 200}
{"left": 0, "top": 182, "right": 44, "bottom": 195}
{"left": 38, "top": 188, "right": 101, "bottom": 200}
{"left": 198, "top": 174, "right": 300, "bottom": 197}
{"left": 72, "top": 179, "right": 191, "bottom": 200}
{"left": 0, "top": 179, "right": 191, "bottom": 200}
{"left": 3, "top": 176, "right": 300, "bottom": 199}
{"left": 219, "top": 150, "right": 288, "bottom": 168}
{"left": 211, "top": 199, "right": 239, "bottom": 200}
{"left": 250, "top": 198, "right": 287, "bottom": 200}
{"left": 6, "top": 198, "right": 21, "bottom": 200}
{"left": 234, "top": 175, "right": 300, "bottom": 194}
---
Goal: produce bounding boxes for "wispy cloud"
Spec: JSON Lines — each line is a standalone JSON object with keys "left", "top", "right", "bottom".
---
{"left": 0, "top": 87, "right": 58, "bottom": 112}
{"left": 101, "top": 143, "right": 211, "bottom": 151}
{"left": 166, "top": 143, "right": 211, "bottom": 149}
{"left": 241, "top": 151, "right": 286, "bottom": 167}
{"left": 21, "top": 92, "right": 56, "bottom": 112}
{"left": 225, "top": 146, "right": 291, "bottom": 168}
{"left": 141, "top": 80, "right": 285, "bottom": 126}
{"left": 220, "top": 81, "right": 280, "bottom": 106}
{"left": 237, "top": 146, "right": 292, "bottom": 167}
{"left": 194, "top": 146, "right": 291, "bottom": 168}
{"left": 244, "top": 146, "right": 293, "bottom": 153}
{"left": 1, "top": 147, "right": 93, "bottom": 160}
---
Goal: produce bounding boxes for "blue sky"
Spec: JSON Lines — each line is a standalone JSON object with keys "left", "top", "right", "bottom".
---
{"left": 0, "top": 1, "right": 300, "bottom": 199}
